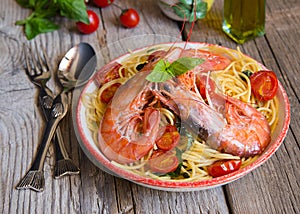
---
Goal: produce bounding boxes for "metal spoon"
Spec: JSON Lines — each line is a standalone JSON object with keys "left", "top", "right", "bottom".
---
{"left": 54, "top": 43, "right": 96, "bottom": 178}
{"left": 17, "top": 43, "right": 96, "bottom": 192}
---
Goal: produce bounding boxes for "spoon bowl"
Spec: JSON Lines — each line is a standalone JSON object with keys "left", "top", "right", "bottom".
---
{"left": 58, "top": 42, "right": 97, "bottom": 90}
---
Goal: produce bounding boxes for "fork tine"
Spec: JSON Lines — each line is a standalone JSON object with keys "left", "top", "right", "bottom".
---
{"left": 31, "top": 42, "right": 42, "bottom": 75}
{"left": 23, "top": 44, "right": 33, "bottom": 76}
{"left": 34, "top": 43, "right": 50, "bottom": 74}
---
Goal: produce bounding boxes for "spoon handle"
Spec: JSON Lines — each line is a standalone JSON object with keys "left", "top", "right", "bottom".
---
{"left": 16, "top": 93, "right": 68, "bottom": 191}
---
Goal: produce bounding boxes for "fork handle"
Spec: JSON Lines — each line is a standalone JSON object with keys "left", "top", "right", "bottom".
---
{"left": 39, "top": 87, "right": 79, "bottom": 177}
{"left": 35, "top": 93, "right": 68, "bottom": 171}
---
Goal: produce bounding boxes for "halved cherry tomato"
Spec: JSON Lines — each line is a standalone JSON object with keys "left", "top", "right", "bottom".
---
{"left": 120, "top": 8, "right": 140, "bottom": 28}
{"left": 250, "top": 70, "right": 278, "bottom": 101}
{"left": 148, "top": 151, "right": 179, "bottom": 174}
{"left": 196, "top": 75, "right": 216, "bottom": 99}
{"left": 93, "top": 0, "right": 114, "bottom": 8}
{"left": 76, "top": 10, "right": 99, "bottom": 34}
{"left": 155, "top": 125, "right": 180, "bottom": 151}
{"left": 100, "top": 83, "right": 121, "bottom": 103}
{"left": 207, "top": 160, "right": 242, "bottom": 177}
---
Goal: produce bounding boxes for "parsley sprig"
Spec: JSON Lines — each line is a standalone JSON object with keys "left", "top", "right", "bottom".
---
{"left": 15, "top": 0, "right": 89, "bottom": 40}
{"left": 146, "top": 57, "right": 204, "bottom": 82}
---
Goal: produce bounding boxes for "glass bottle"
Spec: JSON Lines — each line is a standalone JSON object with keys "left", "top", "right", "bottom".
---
{"left": 222, "top": 0, "right": 266, "bottom": 44}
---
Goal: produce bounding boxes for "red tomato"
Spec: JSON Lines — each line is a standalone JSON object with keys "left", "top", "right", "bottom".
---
{"left": 196, "top": 75, "right": 216, "bottom": 99}
{"left": 250, "top": 70, "right": 278, "bottom": 101}
{"left": 100, "top": 83, "right": 121, "bottom": 103}
{"left": 156, "top": 125, "right": 180, "bottom": 151}
{"left": 207, "top": 160, "right": 242, "bottom": 177}
{"left": 93, "top": 0, "right": 114, "bottom": 8}
{"left": 120, "top": 9, "right": 140, "bottom": 28}
{"left": 76, "top": 10, "right": 99, "bottom": 34}
{"left": 148, "top": 151, "right": 179, "bottom": 174}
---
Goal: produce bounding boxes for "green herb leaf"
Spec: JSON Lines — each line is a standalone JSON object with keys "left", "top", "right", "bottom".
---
{"left": 172, "top": 3, "right": 191, "bottom": 20}
{"left": 24, "top": 17, "right": 59, "bottom": 40}
{"left": 16, "top": 0, "right": 89, "bottom": 39}
{"left": 180, "top": 0, "right": 193, "bottom": 5}
{"left": 192, "top": 0, "right": 207, "bottom": 21}
{"left": 146, "top": 60, "right": 173, "bottom": 82}
{"left": 56, "top": 0, "right": 89, "bottom": 23}
{"left": 172, "top": 0, "right": 208, "bottom": 22}
{"left": 169, "top": 57, "right": 204, "bottom": 76}
{"left": 146, "top": 57, "right": 204, "bottom": 82}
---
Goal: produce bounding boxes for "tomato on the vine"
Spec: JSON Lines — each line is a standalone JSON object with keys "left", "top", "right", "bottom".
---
{"left": 120, "top": 8, "right": 140, "bottom": 28}
{"left": 250, "top": 70, "right": 278, "bottom": 101}
{"left": 76, "top": 10, "right": 99, "bottom": 34}
{"left": 93, "top": 0, "right": 114, "bottom": 8}
{"left": 207, "top": 160, "right": 242, "bottom": 177}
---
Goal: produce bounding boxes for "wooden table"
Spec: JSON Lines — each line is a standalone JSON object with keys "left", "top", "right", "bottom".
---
{"left": 1, "top": 0, "right": 299, "bottom": 213}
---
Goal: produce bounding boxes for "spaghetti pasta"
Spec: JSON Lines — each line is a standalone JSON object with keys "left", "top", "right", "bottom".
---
{"left": 82, "top": 44, "right": 278, "bottom": 181}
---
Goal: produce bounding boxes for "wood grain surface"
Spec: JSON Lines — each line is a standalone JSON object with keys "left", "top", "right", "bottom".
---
{"left": 0, "top": 0, "right": 299, "bottom": 213}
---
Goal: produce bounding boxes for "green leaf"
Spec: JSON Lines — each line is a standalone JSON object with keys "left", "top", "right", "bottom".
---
{"left": 146, "top": 60, "right": 173, "bottom": 82}
{"left": 194, "top": 1, "right": 207, "bottom": 20}
{"left": 169, "top": 57, "right": 204, "bottom": 76}
{"left": 56, "top": 0, "right": 89, "bottom": 23}
{"left": 24, "top": 17, "right": 59, "bottom": 40}
{"left": 179, "top": 0, "right": 193, "bottom": 5}
{"left": 146, "top": 57, "right": 204, "bottom": 82}
{"left": 172, "top": 3, "right": 191, "bottom": 20}
{"left": 173, "top": 0, "right": 208, "bottom": 22}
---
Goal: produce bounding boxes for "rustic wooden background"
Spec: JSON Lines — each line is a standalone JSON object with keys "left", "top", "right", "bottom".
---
{"left": 0, "top": 0, "right": 299, "bottom": 213}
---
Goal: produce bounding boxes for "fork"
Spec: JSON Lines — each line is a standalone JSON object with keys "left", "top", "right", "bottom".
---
{"left": 16, "top": 43, "right": 79, "bottom": 192}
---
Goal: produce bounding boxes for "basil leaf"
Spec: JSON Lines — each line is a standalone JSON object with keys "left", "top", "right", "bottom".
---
{"left": 24, "top": 17, "right": 59, "bottom": 40}
{"left": 169, "top": 57, "right": 204, "bottom": 76}
{"left": 146, "top": 60, "right": 173, "bottom": 82}
{"left": 56, "top": 0, "right": 89, "bottom": 23}
{"left": 173, "top": 0, "right": 208, "bottom": 22}
{"left": 194, "top": 1, "right": 207, "bottom": 19}
{"left": 179, "top": 0, "right": 193, "bottom": 5}
{"left": 172, "top": 3, "right": 192, "bottom": 20}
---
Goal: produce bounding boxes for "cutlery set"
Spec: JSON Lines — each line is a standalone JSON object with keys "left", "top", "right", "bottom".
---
{"left": 16, "top": 42, "right": 96, "bottom": 192}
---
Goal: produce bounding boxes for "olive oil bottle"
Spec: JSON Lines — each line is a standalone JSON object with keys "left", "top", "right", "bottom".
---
{"left": 222, "top": 0, "right": 266, "bottom": 44}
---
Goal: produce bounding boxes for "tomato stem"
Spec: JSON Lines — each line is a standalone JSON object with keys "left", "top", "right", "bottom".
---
{"left": 111, "top": 3, "right": 124, "bottom": 11}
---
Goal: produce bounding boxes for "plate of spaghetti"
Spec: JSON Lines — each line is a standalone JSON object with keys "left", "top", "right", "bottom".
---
{"left": 74, "top": 40, "right": 290, "bottom": 191}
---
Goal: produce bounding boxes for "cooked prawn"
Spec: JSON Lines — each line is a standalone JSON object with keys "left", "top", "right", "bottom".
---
{"left": 98, "top": 71, "right": 161, "bottom": 164}
{"left": 207, "top": 95, "right": 271, "bottom": 157}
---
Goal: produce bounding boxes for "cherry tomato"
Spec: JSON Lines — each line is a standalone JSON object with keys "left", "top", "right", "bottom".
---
{"left": 148, "top": 151, "right": 179, "bottom": 174}
{"left": 120, "top": 8, "right": 140, "bottom": 28}
{"left": 93, "top": 0, "right": 114, "bottom": 8}
{"left": 100, "top": 83, "right": 121, "bottom": 103}
{"left": 250, "top": 70, "right": 278, "bottom": 101}
{"left": 156, "top": 125, "right": 180, "bottom": 151}
{"left": 76, "top": 10, "right": 99, "bottom": 34}
{"left": 207, "top": 160, "right": 242, "bottom": 178}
